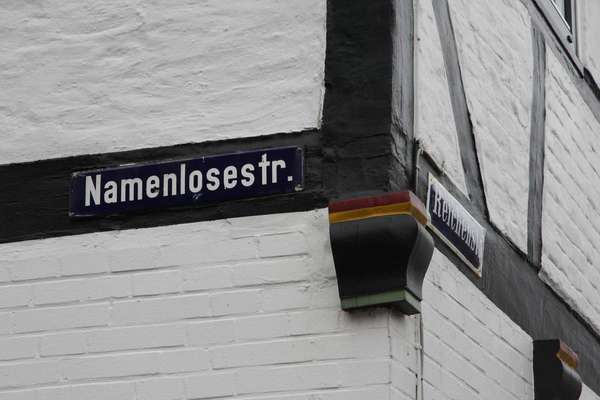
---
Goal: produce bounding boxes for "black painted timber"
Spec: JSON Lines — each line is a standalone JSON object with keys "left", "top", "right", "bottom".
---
{"left": 391, "top": 0, "right": 416, "bottom": 191}
{"left": 322, "top": 0, "right": 411, "bottom": 198}
{"left": 527, "top": 27, "right": 547, "bottom": 268}
{"left": 0, "top": 131, "right": 326, "bottom": 243}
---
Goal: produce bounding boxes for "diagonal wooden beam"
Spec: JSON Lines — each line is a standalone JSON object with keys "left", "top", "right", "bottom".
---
{"left": 432, "top": 0, "right": 488, "bottom": 217}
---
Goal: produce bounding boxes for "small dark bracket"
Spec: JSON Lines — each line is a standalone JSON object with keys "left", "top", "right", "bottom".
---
{"left": 534, "top": 339, "right": 582, "bottom": 400}
{"left": 328, "top": 191, "right": 434, "bottom": 314}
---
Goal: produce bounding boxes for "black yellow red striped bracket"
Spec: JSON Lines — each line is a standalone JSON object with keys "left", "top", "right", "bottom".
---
{"left": 328, "top": 191, "right": 429, "bottom": 226}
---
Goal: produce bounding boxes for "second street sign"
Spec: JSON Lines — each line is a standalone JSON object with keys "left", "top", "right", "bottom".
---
{"left": 426, "top": 174, "right": 486, "bottom": 276}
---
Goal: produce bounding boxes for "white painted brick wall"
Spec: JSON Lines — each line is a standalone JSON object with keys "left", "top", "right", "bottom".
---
{"left": 448, "top": 0, "right": 533, "bottom": 251}
{"left": 413, "top": 0, "right": 468, "bottom": 194}
{"left": 390, "top": 311, "right": 419, "bottom": 400}
{"left": 0, "top": 0, "right": 325, "bottom": 164}
{"left": 0, "top": 209, "right": 571, "bottom": 400}
{"left": 420, "top": 251, "right": 534, "bottom": 400}
{"left": 393, "top": 248, "right": 536, "bottom": 400}
{"left": 0, "top": 210, "right": 392, "bottom": 399}
{"left": 541, "top": 49, "right": 600, "bottom": 335}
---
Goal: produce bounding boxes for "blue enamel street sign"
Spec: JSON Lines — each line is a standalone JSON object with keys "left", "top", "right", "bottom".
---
{"left": 426, "top": 174, "right": 486, "bottom": 276}
{"left": 70, "top": 146, "right": 304, "bottom": 217}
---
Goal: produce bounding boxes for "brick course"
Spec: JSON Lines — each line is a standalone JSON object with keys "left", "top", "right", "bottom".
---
{"left": 0, "top": 210, "right": 538, "bottom": 399}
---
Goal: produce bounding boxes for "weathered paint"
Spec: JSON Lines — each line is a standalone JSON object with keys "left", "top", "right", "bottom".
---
{"left": 0, "top": 0, "right": 326, "bottom": 164}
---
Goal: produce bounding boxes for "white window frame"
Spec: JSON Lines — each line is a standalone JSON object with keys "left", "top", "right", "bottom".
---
{"left": 535, "top": 0, "right": 582, "bottom": 70}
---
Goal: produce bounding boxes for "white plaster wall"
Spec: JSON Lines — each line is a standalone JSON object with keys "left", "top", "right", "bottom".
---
{"left": 580, "top": 0, "right": 600, "bottom": 85}
{"left": 541, "top": 50, "right": 600, "bottom": 336}
{"left": 0, "top": 0, "right": 325, "bottom": 165}
{"left": 448, "top": 0, "right": 533, "bottom": 251}
{"left": 413, "top": 0, "right": 468, "bottom": 194}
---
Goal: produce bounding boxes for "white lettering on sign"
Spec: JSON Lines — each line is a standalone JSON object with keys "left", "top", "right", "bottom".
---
{"left": 82, "top": 153, "right": 288, "bottom": 207}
